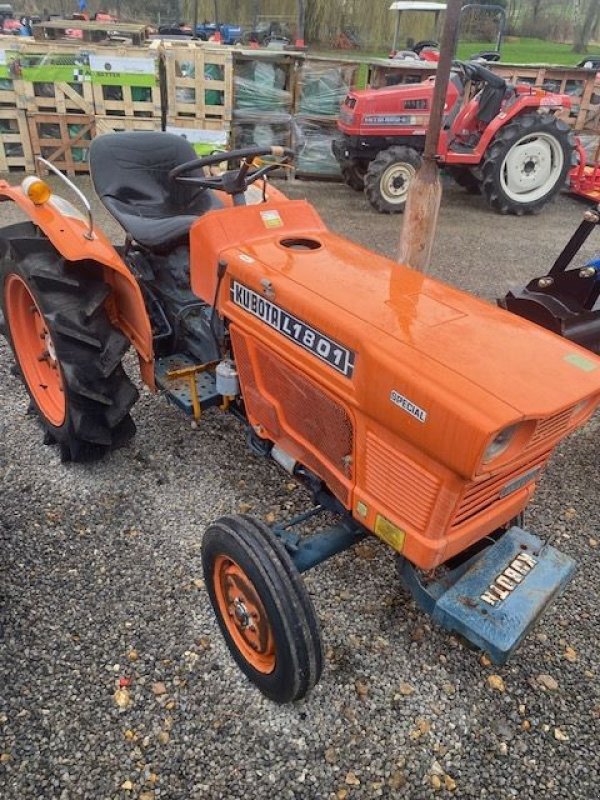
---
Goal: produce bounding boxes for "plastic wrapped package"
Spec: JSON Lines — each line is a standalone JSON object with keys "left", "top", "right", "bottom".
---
{"left": 234, "top": 60, "right": 292, "bottom": 112}
{"left": 232, "top": 110, "right": 292, "bottom": 149}
{"left": 297, "top": 62, "right": 358, "bottom": 117}
{"left": 293, "top": 116, "right": 341, "bottom": 177}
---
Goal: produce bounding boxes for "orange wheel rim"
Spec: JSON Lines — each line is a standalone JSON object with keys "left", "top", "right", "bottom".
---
{"left": 4, "top": 274, "right": 66, "bottom": 427}
{"left": 213, "top": 555, "right": 276, "bottom": 674}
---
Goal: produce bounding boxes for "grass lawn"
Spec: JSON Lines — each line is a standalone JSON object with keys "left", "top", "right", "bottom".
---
{"left": 455, "top": 37, "right": 587, "bottom": 66}
{"left": 315, "top": 38, "right": 591, "bottom": 67}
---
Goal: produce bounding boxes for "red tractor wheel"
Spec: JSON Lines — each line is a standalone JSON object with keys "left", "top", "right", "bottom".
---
{"left": 364, "top": 146, "right": 422, "bottom": 213}
{"left": 1, "top": 250, "right": 138, "bottom": 462}
{"left": 480, "top": 113, "right": 575, "bottom": 215}
{"left": 202, "top": 514, "right": 323, "bottom": 703}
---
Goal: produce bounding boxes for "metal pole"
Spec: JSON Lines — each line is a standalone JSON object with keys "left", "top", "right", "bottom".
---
{"left": 397, "top": 0, "right": 462, "bottom": 271}
{"left": 295, "top": 0, "right": 305, "bottom": 47}
{"left": 393, "top": 11, "right": 401, "bottom": 52}
{"left": 192, "top": 0, "right": 198, "bottom": 38}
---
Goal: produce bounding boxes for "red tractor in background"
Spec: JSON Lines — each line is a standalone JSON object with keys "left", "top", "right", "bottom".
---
{"left": 333, "top": 61, "right": 576, "bottom": 215}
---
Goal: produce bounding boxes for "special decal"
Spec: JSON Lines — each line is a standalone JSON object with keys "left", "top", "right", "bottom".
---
{"left": 231, "top": 281, "right": 356, "bottom": 378}
{"left": 480, "top": 552, "right": 537, "bottom": 607}
{"left": 390, "top": 390, "right": 427, "bottom": 423}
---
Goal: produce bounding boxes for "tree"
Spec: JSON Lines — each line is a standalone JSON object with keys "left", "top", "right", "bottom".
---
{"left": 573, "top": 0, "right": 600, "bottom": 53}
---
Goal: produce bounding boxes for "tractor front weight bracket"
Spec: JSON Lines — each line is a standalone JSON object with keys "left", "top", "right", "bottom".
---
{"left": 271, "top": 506, "right": 367, "bottom": 573}
{"left": 397, "top": 526, "right": 576, "bottom": 664}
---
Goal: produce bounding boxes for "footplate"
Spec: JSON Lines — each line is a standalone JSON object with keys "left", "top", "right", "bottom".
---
{"left": 155, "top": 354, "right": 221, "bottom": 418}
{"left": 399, "top": 527, "right": 576, "bottom": 664}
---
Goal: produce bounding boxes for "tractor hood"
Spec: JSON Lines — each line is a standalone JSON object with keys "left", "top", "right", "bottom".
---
{"left": 338, "top": 79, "right": 456, "bottom": 135}
{"left": 191, "top": 200, "right": 600, "bottom": 475}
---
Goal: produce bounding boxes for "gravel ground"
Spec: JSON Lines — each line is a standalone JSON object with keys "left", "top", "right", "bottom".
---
{"left": 1, "top": 175, "right": 599, "bottom": 800}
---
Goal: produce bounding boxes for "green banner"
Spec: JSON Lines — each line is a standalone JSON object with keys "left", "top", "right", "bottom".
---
{"left": 89, "top": 54, "right": 157, "bottom": 87}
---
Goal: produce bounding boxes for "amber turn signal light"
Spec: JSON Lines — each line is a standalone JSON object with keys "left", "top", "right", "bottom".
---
{"left": 21, "top": 176, "right": 52, "bottom": 206}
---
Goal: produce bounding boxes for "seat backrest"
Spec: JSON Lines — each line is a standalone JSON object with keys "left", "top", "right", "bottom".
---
{"left": 89, "top": 131, "right": 199, "bottom": 211}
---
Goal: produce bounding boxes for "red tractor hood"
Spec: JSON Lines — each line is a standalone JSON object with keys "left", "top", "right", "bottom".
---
{"left": 338, "top": 79, "right": 456, "bottom": 137}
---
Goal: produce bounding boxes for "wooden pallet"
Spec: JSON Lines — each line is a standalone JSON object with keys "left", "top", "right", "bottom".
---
{"left": 0, "top": 109, "right": 34, "bottom": 171}
{"left": 165, "top": 116, "right": 230, "bottom": 154}
{"left": 89, "top": 49, "right": 162, "bottom": 117}
{"left": 94, "top": 115, "right": 162, "bottom": 136}
{"left": 17, "top": 78, "right": 94, "bottom": 114}
{"left": 14, "top": 48, "right": 94, "bottom": 114}
{"left": 28, "top": 113, "right": 95, "bottom": 176}
{"left": 491, "top": 64, "right": 600, "bottom": 133}
{"left": 0, "top": 48, "right": 20, "bottom": 109}
{"left": 164, "top": 46, "right": 233, "bottom": 121}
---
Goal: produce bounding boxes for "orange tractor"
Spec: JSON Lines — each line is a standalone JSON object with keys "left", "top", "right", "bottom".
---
{"left": 1, "top": 133, "right": 600, "bottom": 702}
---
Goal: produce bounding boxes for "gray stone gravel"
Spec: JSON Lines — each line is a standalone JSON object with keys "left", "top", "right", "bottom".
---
{"left": 1, "top": 175, "right": 599, "bottom": 800}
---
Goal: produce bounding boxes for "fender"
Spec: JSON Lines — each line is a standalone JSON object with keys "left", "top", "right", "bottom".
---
{"left": 0, "top": 180, "right": 155, "bottom": 388}
{"left": 442, "top": 93, "right": 573, "bottom": 165}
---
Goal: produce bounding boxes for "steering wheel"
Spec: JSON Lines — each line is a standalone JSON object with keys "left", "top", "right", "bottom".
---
{"left": 169, "top": 145, "right": 294, "bottom": 198}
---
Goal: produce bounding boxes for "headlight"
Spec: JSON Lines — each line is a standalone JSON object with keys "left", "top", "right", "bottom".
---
{"left": 482, "top": 424, "right": 519, "bottom": 464}
{"left": 570, "top": 398, "right": 592, "bottom": 422}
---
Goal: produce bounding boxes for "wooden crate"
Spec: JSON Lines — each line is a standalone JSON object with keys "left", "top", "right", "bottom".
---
{"left": 32, "top": 20, "right": 148, "bottom": 47}
{"left": 14, "top": 49, "right": 94, "bottom": 114}
{"left": 233, "top": 49, "right": 298, "bottom": 114}
{"left": 0, "top": 48, "right": 20, "bottom": 108}
{"left": 491, "top": 63, "right": 599, "bottom": 132}
{"left": 89, "top": 49, "right": 162, "bottom": 118}
{"left": 165, "top": 116, "right": 230, "bottom": 154}
{"left": 164, "top": 46, "right": 233, "bottom": 121}
{"left": 0, "top": 109, "right": 34, "bottom": 171}
{"left": 94, "top": 116, "right": 162, "bottom": 137}
{"left": 28, "top": 113, "right": 95, "bottom": 176}
{"left": 366, "top": 58, "right": 436, "bottom": 89}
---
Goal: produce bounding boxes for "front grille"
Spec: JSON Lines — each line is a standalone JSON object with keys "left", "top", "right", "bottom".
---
{"left": 526, "top": 406, "right": 575, "bottom": 451}
{"left": 231, "top": 329, "right": 353, "bottom": 504}
{"left": 364, "top": 432, "right": 440, "bottom": 531}
{"left": 452, "top": 450, "right": 551, "bottom": 529}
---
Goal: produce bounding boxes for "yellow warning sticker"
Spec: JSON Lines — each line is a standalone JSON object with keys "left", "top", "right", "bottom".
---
{"left": 260, "top": 209, "right": 283, "bottom": 229}
{"left": 374, "top": 514, "right": 406, "bottom": 553}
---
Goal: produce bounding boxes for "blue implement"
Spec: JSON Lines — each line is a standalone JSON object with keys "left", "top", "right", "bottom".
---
{"left": 398, "top": 527, "right": 576, "bottom": 664}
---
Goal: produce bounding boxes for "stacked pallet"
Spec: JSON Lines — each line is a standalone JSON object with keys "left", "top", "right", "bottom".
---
{"left": 0, "top": 45, "right": 35, "bottom": 171}
{"left": 162, "top": 42, "right": 232, "bottom": 156}
{"left": 489, "top": 63, "right": 600, "bottom": 134}
{"left": 293, "top": 57, "right": 360, "bottom": 179}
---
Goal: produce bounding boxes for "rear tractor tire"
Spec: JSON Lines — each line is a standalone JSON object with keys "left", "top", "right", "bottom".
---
{"left": 202, "top": 514, "right": 323, "bottom": 703}
{"left": 340, "top": 158, "right": 367, "bottom": 192}
{"left": 480, "top": 113, "right": 575, "bottom": 215}
{"left": 364, "top": 146, "right": 422, "bottom": 214}
{"left": 1, "top": 251, "right": 138, "bottom": 462}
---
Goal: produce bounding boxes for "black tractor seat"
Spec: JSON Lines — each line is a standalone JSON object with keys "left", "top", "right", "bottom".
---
{"left": 89, "top": 131, "right": 224, "bottom": 251}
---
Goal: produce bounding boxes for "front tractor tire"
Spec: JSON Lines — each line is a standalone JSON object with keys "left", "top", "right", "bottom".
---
{"left": 481, "top": 113, "right": 575, "bottom": 215}
{"left": 445, "top": 165, "right": 481, "bottom": 195}
{"left": 202, "top": 515, "right": 323, "bottom": 703}
{"left": 364, "top": 146, "right": 422, "bottom": 214}
{"left": 1, "top": 252, "right": 138, "bottom": 462}
{"left": 340, "top": 158, "right": 367, "bottom": 192}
